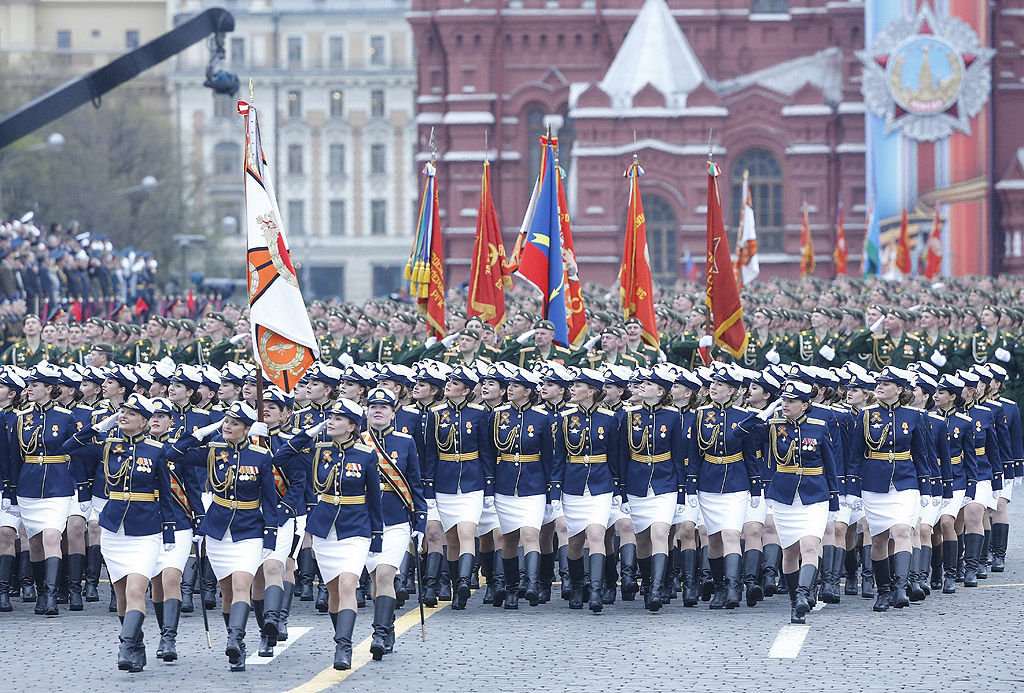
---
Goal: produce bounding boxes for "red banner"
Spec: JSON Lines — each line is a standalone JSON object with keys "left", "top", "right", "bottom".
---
{"left": 620, "top": 161, "right": 658, "bottom": 347}
{"left": 705, "top": 162, "right": 748, "bottom": 359}
{"left": 467, "top": 161, "right": 511, "bottom": 328}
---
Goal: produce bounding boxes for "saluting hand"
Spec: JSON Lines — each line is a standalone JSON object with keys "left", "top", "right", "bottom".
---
{"left": 95, "top": 413, "right": 119, "bottom": 433}
{"left": 306, "top": 420, "right": 327, "bottom": 438}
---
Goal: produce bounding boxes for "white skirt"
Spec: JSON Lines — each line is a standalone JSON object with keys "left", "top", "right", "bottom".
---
{"left": 206, "top": 533, "right": 263, "bottom": 580}
{"left": 366, "top": 524, "right": 411, "bottom": 573}
{"left": 919, "top": 498, "right": 943, "bottom": 528}
{"left": 17, "top": 496, "right": 71, "bottom": 538}
{"left": 863, "top": 488, "right": 920, "bottom": 537}
{"left": 435, "top": 490, "right": 483, "bottom": 533}
{"left": 153, "top": 529, "right": 193, "bottom": 575}
{"left": 100, "top": 526, "right": 161, "bottom": 583}
{"left": 313, "top": 534, "right": 371, "bottom": 583}
{"left": 0, "top": 504, "right": 19, "bottom": 529}
{"left": 768, "top": 497, "right": 829, "bottom": 549}
{"left": 999, "top": 480, "right": 1014, "bottom": 501}
{"left": 494, "top": 493, "right": 545, "bottom": 533}
{"left": 263, "top": 518, "right": 296, "bottom": 566}
{"left": 968, "top": 480, "right": 999, "bottom": 511}
{"left": 698, "top": 491, "right": 748, "bottom": 535}
{"left": 427, "top": 504, "right": 441, "bottom": 523}
{"left": 674, "top": 501, "right": 702, "bottom": 526}
{"left": 562, "top": 491, "right": 613, "bottom": 537}
{"left": 477, "top": 501, "right": 501, "bottom": 536}
{"left": 941, "top": 490, "right": 967, "bottom": 519}
{"left": 607, "top": 502, "right": 630, "bottom": 529}
{"left": 66, "top": 499, "right": 88, "bottom": 520}
{"left": 627, "top": 491, "right": 675, "bottom": 533}
{"left": 543, "top": 501, "right": 564, "bottom": 525}
{"left": 743, "top": 496, "right": 769, "bottom": 525}
{"left": 835, "top": 502, "right": 852, "bottom": 526}
{"left": 89, "top": 498, "right": 107, "bottom": 523}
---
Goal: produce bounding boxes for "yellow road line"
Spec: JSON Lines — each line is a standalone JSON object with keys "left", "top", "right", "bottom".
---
{"left": 283, "top": 599, "right": 451, "bottom": 693}
{"left": 977, "top": 582, "right": 1024, "bottom": 588}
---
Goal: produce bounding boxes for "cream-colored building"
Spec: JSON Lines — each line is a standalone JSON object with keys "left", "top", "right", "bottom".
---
{"left": 0, "top": 0, "right": 168, "bottom": 98}
{"left": 170, "top": 0, "right": 418, "bottom": 302}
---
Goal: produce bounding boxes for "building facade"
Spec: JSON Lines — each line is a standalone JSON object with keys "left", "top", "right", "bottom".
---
{"left": 170, "top": 0, "right": 418, "bottom": 302}
{"left": 411, "top": 0, "right": 1024, "bottom": 287}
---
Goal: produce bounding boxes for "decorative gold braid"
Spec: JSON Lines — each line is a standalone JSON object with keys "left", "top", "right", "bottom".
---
{"left": 312, "top": 446, "right": 339, "bottom": 496}
{"left": 102, "top": 439, "right": 132, "bottom": 494}
{"left": 696, "top": 409, "right": 720, "bottom": 452}
{"left": 207, "top": 446, "right": 234, "bottom": 494}
{"left": 769, "top": 423, "right": 798, "bottom": 467}
{"left": 563, "top": 415, "right": 589, "bottom": 457}
{"left": 862, "top": 409, "right": 890, "bottom": 452}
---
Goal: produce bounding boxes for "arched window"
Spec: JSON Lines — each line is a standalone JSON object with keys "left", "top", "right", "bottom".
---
{"left": 526, "top": 108, "right": 546, "bottom": 193}
{"left": 213, "top": 142, "right": 241, "bottom": 178}
{"left": 731, "top": 148, "right": 783, "bottom": 252}
{"left": 643, "top": 195, "right": 678, "bottom": 280}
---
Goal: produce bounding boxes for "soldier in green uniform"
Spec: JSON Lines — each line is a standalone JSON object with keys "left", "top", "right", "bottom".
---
{"left": 498, "top": 319, "right": 579, "bottom": 368}
{"left": 372, "top": 313, "right": 425, "bottom": 365}
{"left": 915, "top": 306, "right": 957, "bottom": 374}
{"left": 738, "top": 308, "right": 782, "bottom": 369}
{"left": 171, "top": 320, "right": 201, "bottom": 364}
{"left": 421, "top": 327, "right": 497, "bottom": 367}
{"left": 778, "top": 306, "right": 844, "bottom": 367}
{"left": 1, "top": 314, "right": 59, "bottom": 367}
{"left": 584, "top": 326, "right": 641, "bottom": 369}
{"left": 118, "top": 315, "right": 173, "bottom": 365}
{"left": 956, "top": 305, "right": 1015, "bottom": 372}
{"left": 622, "top": 317, "right": 660, "bottom": 366}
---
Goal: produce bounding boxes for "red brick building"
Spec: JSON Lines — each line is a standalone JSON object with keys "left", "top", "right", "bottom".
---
{"left": 409, "top": 0, "right": 1024, "bottom": 286}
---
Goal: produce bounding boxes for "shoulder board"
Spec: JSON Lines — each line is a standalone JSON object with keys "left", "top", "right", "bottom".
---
{"left": 208, "top": 441, "right": 227, "bottom": 449}
{"left": 732, "top": 405, "right": 749, "bottom": 412}
{"left": 466, "top": 403, "right": 485, "bottom": 411}
{"left": 392, "top": 431, "right": 412, "bottom": 439}
{"left": 144, "top": 437, "right": 163, "bottom": 446}
{"left": 862, "top": 404, "right": 878, "bottom": 411}
{"left": 597, "top": 407, "right": 615, "bottom": 416}
{"left": 697, "top": 405, "right": 713, "bottom": 412}
{"left": 520, "top": 346, "right": 535, "bottom": 353}
{"left": 54, "top": 406, "right": 72, "bottom": 414}
{"left": 871, "top": 334, "right": 886, "bottom": 340}
{"left": 294, "top": 405, "right": 311, "bottom": 414}
{"left": 998, "top": 397, "right": 1016, "bottom": 405}
{"left": 494, "top": 403, "right": 511, "bottom": 412}
{"left": 189, "top": 406, "right": 206, "bottom": 414}
{"left": 428, "top": 402, "right": 448, "bottom": 413}
{"left": 954, "top": 413, "right": 973, "bottom": 422}
{"left": 531, "top": 405, "right": 550, "bottom": 415}
{"left": 906, "top": 406, "right": 925, "bottom": 413}
{"left": 15, "top": 405, "right": 32, "bottom": 415}
{"left": 622, "top": 403, "right": 639, "bottom": 412}
{"left": 806, "top": 417, "right": 826, "bottom": 425}
{"left": 928, "top": 413, "right": 945, "bottom": 422}
{"left": 559, "top": 405, "right": 578, "bottom": 415}
{"left": 248, "top": 444, "right": 269, "bottom": 454}
{"left": 555, "top": 345, "right": 571, "bottom": 354}
{"left": 278, "top": 431, "right": 295, "bottom": 440}
{"left": 400, "top": 404, "right": 419, "bottom": 413}
{"left": 353, "top": 442, "right": 373, "bottom": 453}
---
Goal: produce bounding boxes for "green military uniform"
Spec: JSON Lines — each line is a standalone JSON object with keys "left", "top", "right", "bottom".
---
{"left": 118, "top": 338, "right": 172, "bottom": 365}
{"left": 915, "top": 330, "right": 958, "bottom": 374}
{"left": 585, "top": 350, "right": 641, "bottom": 369}
{"left": 737, "top": 330, "right": 781, "bottom": 369}
{"left": 371, "top": 335, "right": 425, "bottom": 365}
{"left": 2, "top": 340, "right": 59, "bottom": 368}
{"left": 59, "top": 344, "right": 92, "bottom": 367}
{"left": 778, "top": 329, "right": 844, "bottom": 367}
{"left": 498, "top": 340, "right": 579, "bottom": 368}
{"left": 956, "top": 329, "right": 1015, "bottom": 372}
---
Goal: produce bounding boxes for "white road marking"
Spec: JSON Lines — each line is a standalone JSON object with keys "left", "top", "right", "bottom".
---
{"left": 246, "top": 626, "right": 312, "bottom": 664}
{"left": 813, "top": 600, "right": 826, "bottom": 611}
{"left": 768, "top": 625, "right": 809, "bottom": 658}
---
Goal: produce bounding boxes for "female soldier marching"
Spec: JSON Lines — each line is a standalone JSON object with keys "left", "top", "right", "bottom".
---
{"left": 63, "top": 394, "right": 176, "bottom": 671}
{"left": 167, "top": 402, "right": 278, "bottom": 671}
{"left": 274, "top": 398, "right": 382, "bottom": 670}
{"left": 736, "top": 381, "right": 839, "bottom": 624}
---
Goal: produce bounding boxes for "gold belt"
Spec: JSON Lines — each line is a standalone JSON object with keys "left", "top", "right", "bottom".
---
{"left": 500, "top": 453, "right": 540, "bottom": 463}
{"left": 951, "top": 455, "right": 963, "bottom": 465}
{"left": 631, "top": 451, "right": 673, "bottom": 465}
{"left": 212, "top": 496, "right": 259, "bottom": 510}
{"left": 27, "top": 454, "right": 69, "bottom": 465}
{"left": 975, "top": 447, "right": 986, "bottom": 456}
{"left": 867, "top": 451, "right": 912, "bottom": 461}
{"left": 438, "top": 451, "right": 479, "bottom": 462}
{"left": 321, "top": 494, "right": 366, "bottom": 505}
{"left": 703, "top": 452, "right": 743, "bottom": 464}
{"left": 776, "top": 464, "right": 823, "bottom": 476}
{"left": 113, "top": 491, "right": 157, "bottom": 502}
{"left": 568, "top": 454, "right": 607, "bottom": 465}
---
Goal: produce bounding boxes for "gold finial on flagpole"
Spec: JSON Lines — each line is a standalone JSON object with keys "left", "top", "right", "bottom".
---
{"left": 248, "top": 77, "right": 254, "bottom": 104}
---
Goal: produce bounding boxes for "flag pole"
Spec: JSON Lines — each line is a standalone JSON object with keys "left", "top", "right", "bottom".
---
{"left": 247, "top": 77, "right": 267, "bottom": 431}
{"left": 703, "top": 130, "right": 713, "bottom": 364}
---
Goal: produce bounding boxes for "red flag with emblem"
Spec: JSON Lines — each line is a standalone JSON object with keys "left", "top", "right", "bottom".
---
{"left": 923, "top": 208, "right": 942, "bottom": 279}
{"left": 834, "top": 201, "right": 848, "bottom": 276}
{"left": 800, "top": 201, "right": 815, "bottom": 277}
{"left": 239, "top": 99, "right": 319, "bottom": 392}
{"left": 705, "top": 161, "right": 748, "bottom": 359}
{"left": 620, "top": 159, "right": 658, "bottom": 347}
{"left": 555, "top": 154, "right": 588, "bottom": 346}
{"left": 895, "top": 207, "right": 912, "bottom": 275}
{"left": 467, "top": 161, "right": 511, "bottom": 328}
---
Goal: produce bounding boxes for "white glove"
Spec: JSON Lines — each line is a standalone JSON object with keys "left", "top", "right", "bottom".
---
{"left": 941, "top": 497, "right": 951, "bottom": 509}
{"left": 620, "top": 502, "right": 631, "bottom": 515}
{"left": 757, "top": 399, "right": 782, "bottom": 421}
{"left": 827, "top": 510, "right": 838, "bottom": 523}
{"left": 337, "top": 352, "right": 354, "bottom": 367}
{"left": 194, "top": 420, "right": 223, "bottom": 442}
{"left": 192, "top": 534, "right": 203, "bottom": 544}
{"left": 483, "top": 496, "right": 494, "bottom": 509}
{"left": 688, "top": 495, "right": 698, "bottom": 508}
{"left": 261, "top": 548, "right": 273, "bottom": 561}
{"left": 698, "top": 335, "right": 713, "bottom": 349}
{"left": 306, "top": 420, "right": 327, "bottom": 438}
{"left": 611, "top": 496, "right": 621, "bottom": 508}
{"left": 248, "top": 422, "right": 269, "bottom": 438}
{"left": 676, "top": 504, "right": 686, "bottom": 517}
{"left": 818, "top": 345, "right": 836, "bottom": 362}
{"left": 920, "top": 495, "right": 930, "bottom": 508}
{"left": 995, "top": 347, "right": 1011, "bottom": 363}
{"left": 930, "top": 350, "right": 947, "bottom": 368}
{"left": 229, "top": 333, "right": 247, "bottom": 344}
{"left": 7, "top": 505, "right": 19, "bottom": 518}
{"left": 163, "top": 543, "right": 175, "bottom": 552}
{"left": 839, "top": 496, "right": 849, "bottom": 509}
{"left": 95, "top": 413, "right": 119, "bottom": 432}
{"left": 765, "top": 347, "right": 780, "bottom": 365}
{"left": 440, "top": 333, "right": 458, "bottom": 348}
{"left": 961, "top": 495, "right": 971, "bottom": 508}
{"left": 426, "top": 499, "right": 437, "bottom": 510}
{"left": 993, "top": 488, "right": 1000, "bottom": 501}
{"left": 870, "top": 317, "right": 885, "bottom": 334}
{"left": 932, "top": 495, "right": 941, "bottom": 507}
{"left": 79, "top": 501, "right": 92, "bottom": 514}
{"left": 367, "top": 552, "right": 380, "bottom": 562}
{"left": 583, "top": 335, "right": 600, "bottom": 350}
{"left": 0, "top": 498, "right": 9, "bottom": 513}
{"left": 851, "top": 498, "right": 862, "bottom": 512}
{"left": 424, "top": 336, "right": 437, "bottom": 348}
{"left": 749, "top": 495, "right": 760, "bottom": 509}
{"left": 657, "top": 349, "right": 667, "bottom": 363}
{"left": 1015, "top": 476, "right": 1022, "bottom": 487}
{"left": 516, "top": 329, "right": 536, "bottom": 345}
{"left": 550, "top": 499, "right": 561, "bottom": 513}
{"left": 411, "top": 530, "right": 424, "bottom": 551}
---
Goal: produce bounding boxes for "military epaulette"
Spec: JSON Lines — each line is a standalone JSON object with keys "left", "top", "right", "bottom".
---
{"left": 466, "top": 402, "right": 486, "bottom": 411}
{"left": 559, "top": 405, "right": 578, "bottom": 415}
{"left": 189, "top": 406, "right": 206, "bottom": 414}
{"left": 697, "top": 404, "right": 714, "bottom": 411}
{"left": 871, "top": 333, "right": 886, "bottom": 340}
{"left": 392, "top": 431, "right": 412, "bottom": 439}
{"left": 806, "top": 417, "right": 826, "bottom": 425}
{"left": 597, "top": 406, "right": 616, "bottom": 416}
{"left": 144, "top": 437, "right": 163, "bottom": 446}
{"left": 531, "top": 404, "right": 550, "bottom": 415}
{"left": 862, "top": 404, "right": 879, "bottom": 411}
{"left": 248, "top": 444, "right": 269, "bottom": 454}
{"left": 428, "top": 402, "right": 448, "bottom": 412}
{"left": 928, "top": 412, "right": 945, "bottom": 422}
{"left": 768, "top": 417, "right": 786, "bottom": 425}
{"left": 314, "top": 441, "right": 334, "bottom": 449}
{"left": 998, "top": 397, "right": 1017, "bottom": 406}
{"left": 353, "top": 441, "right": 373, "bottom": 453}
{"left": 400, "top": 404, "right": 422, "bottom": 414}
{"left": 208, "top": 441, "right": 227, "bottom": 449}
{"left": 277, "top": 431, "right": 295, "bottom": 440}
{"left": 493, "top": 403, "right": 512, "bottom": 412}
{"left": 954, "top": 412, "right": 973, "bottom": 423}
{"left": 906, "top": 406, "right": 925, "bottom": 413}
{"left": 54, "top": 405, "right": 72, "bottom": 414}
{"left": 14, "top": 405, "right": 33, "bottom": 416}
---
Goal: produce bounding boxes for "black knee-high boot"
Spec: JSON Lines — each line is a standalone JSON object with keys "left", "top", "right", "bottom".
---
{"left": 784, "top": 571, "right": 802, "bottom": 624}
{"left": 225, "top": 601, "right": 251, "bottom": 671}
{"left": 86, "top": 545, "right": 104, "bottom": 601}
{"left": 558, "top": 545, "right": 570, "bottom": 600}
{"left": 991, "top": 523, "right": 1009, "bottom": 572}
{"left": 941, "top": 539, "right": 958, "bottom": 593}
{"left": 279, "top": 579, "right": 295, "bottom": 641}
{"left": 723, "top": 553, "right": 742, "bottom": 610}
{"left": 681, "top": 548, "right": 698, "bottom": 607}
{"left": 619, "top": 543, "right": 638, "bottom": 601}
{"left": 118, "top": 610, "right": 146, "bottom": 672}
{"left": 647, "top": 553, "right": 668, "bottom": 613}
{"left": 860, "top": 545, "right": 875, "bottom": 598}
{"left": 42, "top": 556, "right": 60, "bottom": 616}
{"left": 490, "top": 550, "right": 506, "bottom": 608}
{"left": 708, "top": 556, "right": 726, "bottom": 610}
{"left": 844, "top": 548, "right": 860, "bottom": 596}
{"left": 538, "top": 551, "right": 554, "bottom": 603}
{"left": 297, "top": 547, "right": 314, "bottom": 601}
{"left": 602, "top": 550, "right": 618, "bottom": 605}
{"left": 567, "top": 557, "right": 585, "bottom": 609}
{"left": 523, "top": 551, "right": 540, "bottom": 606}
{"left": 180, "top": 556, "right": 196, "bottom": 612}
{"left": 872, "top": 557, "right": 891, "bottom": 612}
{"left": 761, "top": 543, "right": 782, "bottom": 597}
{"left": 159, "top": 598, "right": 181, "bottom": 662}
{"left": 742, "top": 548, "right": 763, "bottom": 607}
{"left": 588, "top": 553, "right": 604, "bottom": 613}
{"left": 454, "top": 553, "right": 473, "bottom": 610}
{"left": 977, "top": 529, "right": 991, "bottom": 579}
{"left": 19, "top": 551, "right": 35, "bottom": 602}
{"left": 0, "top": 554, "right": 13, "bottom": 612}
{"left": 963, "top": 532, "right": 984, "bottom": 587}
{"left": 503, "top": 555, "right": 520, "bottom": 610}
{"left": 422, "top": 552, "right": 441, "bottom": 607}
{"left": 333, "top": 609, "right": 356, "bottom": 670}
{"left": 370, "top": 596, "right": 396, "bottom": 660}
